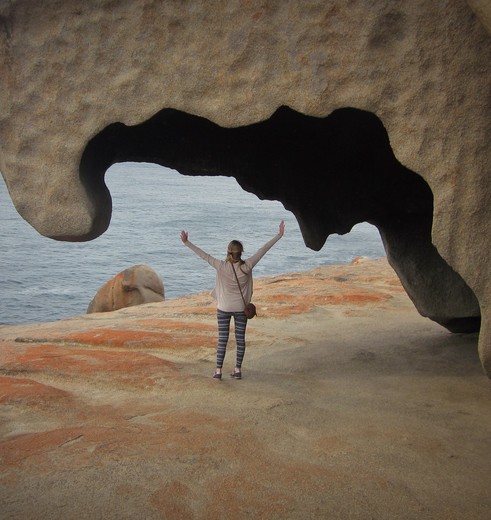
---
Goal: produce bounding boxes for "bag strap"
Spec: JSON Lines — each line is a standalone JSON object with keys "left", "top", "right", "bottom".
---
{"left": 231, "top": 262, "right": 248, "bottom": 308}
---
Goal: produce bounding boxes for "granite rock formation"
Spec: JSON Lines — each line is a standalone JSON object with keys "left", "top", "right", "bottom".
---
{"left": 0, "top": 1, "right": 490, "bottom": 375}
{"left": 87, "top": 265, "right": 164, "bottom": 314}
{"left": 2, "top": 259, "right": 489, "bottom": 518}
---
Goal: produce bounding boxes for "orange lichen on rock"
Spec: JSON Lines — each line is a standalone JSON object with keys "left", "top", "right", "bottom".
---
{"left": 133, "top": 319, "right": 216, "bottom": 332}
{"left": 1, "top": 427, "right": 88, "bottom": 468}
{"left": 175, "top": 306, "right": 216, "bottom": 315}
{"left": 253, "top": 271, "right": 393, "bottom": 317}
{"left": 63, "top": 328, "right": 172, "bottom": 348}
{"left": 0, "top": 344, "right": 177, "bottom": 389}
{"left": 63, "top": 327, "right": 214, "bottom": 350}
{"left": 260, "top": 303, "right": 314, "bottom": 318}
{"left": 0, "top": 377, "right": 71, "bottom": 406}
{"left": 0, "top": 258, "right": 489, "bottom": 519}
{"left": 267, "top": 290, "right": 388, "bottom": 305}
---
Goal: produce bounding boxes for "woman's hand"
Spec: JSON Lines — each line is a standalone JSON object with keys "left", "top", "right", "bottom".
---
{"left": 279, "top": 220, "right": 285, "bottom": 237}
{"left": 180, "top": 230, "right": 189, "bottom": 244}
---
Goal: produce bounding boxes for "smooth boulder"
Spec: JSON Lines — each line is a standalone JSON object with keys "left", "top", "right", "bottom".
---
{"left": 87, "top": 265, "right": 164, "bottom": 314}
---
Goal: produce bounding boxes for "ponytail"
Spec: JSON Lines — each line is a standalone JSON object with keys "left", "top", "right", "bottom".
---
{"left": 226, "top": 240, "right": 244, "bottom": 264}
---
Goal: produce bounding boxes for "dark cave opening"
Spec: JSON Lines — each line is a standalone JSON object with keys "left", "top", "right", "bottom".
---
{"left": 79, "top": 106, "right": 480, "bottom": 333}
{"left": 80, "top": 106, "right": 433, "bottom": 249}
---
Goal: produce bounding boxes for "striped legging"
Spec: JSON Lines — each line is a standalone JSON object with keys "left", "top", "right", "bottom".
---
{"left": 216, "top": 309, "right": 248, "bottom": 369}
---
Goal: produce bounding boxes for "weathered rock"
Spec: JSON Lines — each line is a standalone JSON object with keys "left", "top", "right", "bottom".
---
{"left": 0, "top": 1, "right": 490, "bottom": 375}
{"left": 0, "top": 260, "right": 490, "bottom": 519}
{"left": 87, "top": 264, "right": 164, "bottom": 314}
{"left": 84, "top": 106, "right": 480, "bottom": 335}
{"left": 468, "top": 0, "right": 491, "bottom": 32}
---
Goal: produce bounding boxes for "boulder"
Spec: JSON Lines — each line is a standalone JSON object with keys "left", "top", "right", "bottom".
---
{"left": 87, "top": 265, "right": 164, "bottom": 314}
{"left": 0, "top": 1, "right": 490, "bottom": 375}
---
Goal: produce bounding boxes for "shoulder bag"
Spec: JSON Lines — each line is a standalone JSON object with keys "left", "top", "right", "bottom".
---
{"left": 231, "top": 263, "right": 257, "bottom": 319}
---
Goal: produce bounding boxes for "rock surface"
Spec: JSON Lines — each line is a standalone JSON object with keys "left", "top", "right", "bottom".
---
{"left": 87, "top": 264, "right": 164, "bottom": 314}
{"left": 0, "top": 1, "right": 490, "bottom": 374}
{"left": 468, "top": 0, "right": 491, "bottom": 32}
{"left": 1, "top": 259, "right": 490, "bottom": 519}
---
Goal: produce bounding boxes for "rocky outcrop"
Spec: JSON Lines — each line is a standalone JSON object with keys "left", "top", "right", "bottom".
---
{"left": 0, "top": 1, "right": 490, "bottom": 375}
{"left": 87, "top": 265, "right": 164, "bottom": 314}
{"left": 0, "top": 260, "right": 490, "bottom": 519}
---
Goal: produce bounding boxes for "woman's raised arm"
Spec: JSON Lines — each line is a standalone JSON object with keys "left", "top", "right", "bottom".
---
{"left": 278, "top": 220, "right": 285, "bottom": 237}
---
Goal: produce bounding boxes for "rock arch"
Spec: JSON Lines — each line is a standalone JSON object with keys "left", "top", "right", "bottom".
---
{"left": 80, "top": 106, "right": 480, "bottom": 334}
{"left": 1, "top": 0, "right": 489, "bottom": 376}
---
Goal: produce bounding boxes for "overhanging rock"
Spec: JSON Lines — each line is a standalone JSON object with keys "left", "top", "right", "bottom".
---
{"left": 1, "top": 0, "right": 490, "bottom": 375}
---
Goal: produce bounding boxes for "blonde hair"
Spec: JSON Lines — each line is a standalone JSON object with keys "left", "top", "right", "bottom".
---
{"left": 226, "top": 240, "right": 244, "bottom": 264}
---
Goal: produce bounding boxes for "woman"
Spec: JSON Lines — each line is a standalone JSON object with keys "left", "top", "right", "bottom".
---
{"left": 180, "top": 221, "right": 285, "bottom": 380}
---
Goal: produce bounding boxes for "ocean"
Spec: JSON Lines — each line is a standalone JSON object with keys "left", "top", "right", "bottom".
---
{"left": 0, "top": 162, "right": 386, "bottom": 325}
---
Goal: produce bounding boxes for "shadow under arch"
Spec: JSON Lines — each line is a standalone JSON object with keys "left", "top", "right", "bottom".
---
{"left": 80, "top": 106, "right": 481, "bottom": 334}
